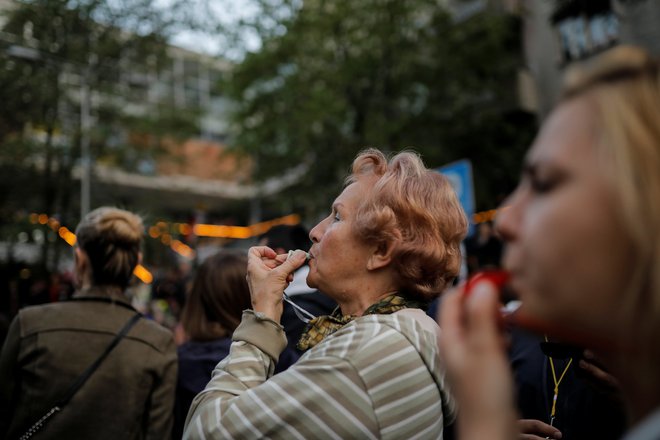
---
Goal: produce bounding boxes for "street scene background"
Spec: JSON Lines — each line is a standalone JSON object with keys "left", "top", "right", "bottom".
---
{"left": 1, "top": 0, "right": 659, "bottom": 337}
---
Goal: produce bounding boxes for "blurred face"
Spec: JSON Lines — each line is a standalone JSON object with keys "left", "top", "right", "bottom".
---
{"left": 307, "top": 177, "right": 376, "bottom": 301}
{"left": 496, "top": 97, "right": 634, "bottom": 341}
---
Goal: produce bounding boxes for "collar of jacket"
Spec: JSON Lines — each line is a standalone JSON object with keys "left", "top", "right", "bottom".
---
{"left": 74, "top": 285, "right": 133, "bottom": 307}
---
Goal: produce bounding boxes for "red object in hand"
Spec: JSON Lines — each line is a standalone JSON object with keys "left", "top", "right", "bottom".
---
{"left": 464, "top": 270, "right": 618, "bottom": 354}
{"left": 464, "top": 270, "right": 510, "bottom": 297}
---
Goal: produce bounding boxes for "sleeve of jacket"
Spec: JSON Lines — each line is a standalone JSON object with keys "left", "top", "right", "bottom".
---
{"left": 183, "top": 311, "right": 379, "bottom": 439}
{"left": 0, "top": 315, "right": 21, "bottom": 437}
{"left": 146, "top": 332, "right": 178, "bottom": 440}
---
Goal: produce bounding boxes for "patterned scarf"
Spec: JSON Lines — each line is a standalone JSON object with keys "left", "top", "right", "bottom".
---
{"left": 297, "top": 294, "right": 426, "bottom": 351}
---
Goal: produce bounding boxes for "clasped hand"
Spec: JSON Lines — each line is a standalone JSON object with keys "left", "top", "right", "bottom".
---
{"left": 246, "top": 246, "right": 307, "bottom": 322}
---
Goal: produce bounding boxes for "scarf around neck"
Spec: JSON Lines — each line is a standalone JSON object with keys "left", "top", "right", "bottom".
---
{"left": 296, "top": 294, "right": 426, "bottom": 351}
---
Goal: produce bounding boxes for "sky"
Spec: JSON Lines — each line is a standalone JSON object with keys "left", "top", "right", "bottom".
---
{"left": 168, "top": 0, "right": 262, "bottom": 59}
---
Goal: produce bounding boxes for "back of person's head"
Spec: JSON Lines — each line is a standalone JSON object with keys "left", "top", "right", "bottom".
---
{"left": 260, "top": 224, "right": 311, "bottom": 253}
{"left": 75, "top": 207, "right": 143, "bottom": 290}
{"left": 347, "top": 149, "right": 468, "bottom": 302}
{"left": 561, "top": 46, "right": 660, "bottom": 338}
{"left": 180, "top": 250, "right": 250, "bottom": 341}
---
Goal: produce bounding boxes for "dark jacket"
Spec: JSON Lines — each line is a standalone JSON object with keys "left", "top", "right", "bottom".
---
{"left": 0, "top": 287, "right": 177, "bottom": 440}
{"left": 173, "top": 336, "right": 298, "bottom": 438}
{"left": 281, "top": 291, "right": 337, "bottom": 355}
{"left": 510, "top": 327, "right": 627, "bottom": 440}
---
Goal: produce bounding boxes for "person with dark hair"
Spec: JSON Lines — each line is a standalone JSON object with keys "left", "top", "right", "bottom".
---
{"left": 259, "top": 224, "right": 336, "bottom": 354}
{"left": 0, "top": 207, "right": 177, "bottom": 439}
{"left": 173, "top": 249, "right": 297, "bottom": 438}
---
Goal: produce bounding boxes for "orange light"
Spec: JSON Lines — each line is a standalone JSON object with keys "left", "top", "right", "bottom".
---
{"left": 148, "top": 226, "right": 160, "bottom": 238}
{"left": 193, "top": 214, "right": 301, "bottom": 239}
{"left": 38, "top": 214, "right": 48, "bottom": 224}
{"left": 29, "top": 213, "right": 39, "bottom": 224}
{"left": 161, "top": 233, "right": 172, "bottom": 245}
{"left": 171, "top": 240, "right": 195, "bottom": 259}
{"left": 193, "top": 224, "right": 252, "bottom": 239}
{"left": 472, "top": 208, "right": 502, "bottom": 224}
{"left": 178, "top": 224, "right": 191, "bottom": 235}
{"left": 48, "top": 218, "right": 60, "bottom": 230}
{"left": 249, "top": 214, "right": 301, "bottom": 236}
{"left": 133, "top": 264, "right": 153, "bottom": 284}
{"left": 58, "top": 226, "right": 77, "bottom": 246}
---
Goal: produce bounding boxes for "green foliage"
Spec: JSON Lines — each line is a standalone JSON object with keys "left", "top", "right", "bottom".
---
{"left": 223, "top": 0, "right": 537, "bottom": 214}
{"left": 0, "top": 0, "right": 208, "bottom": 270}
{"left": 0, "top": 0, "right": 205, "bottom": 214}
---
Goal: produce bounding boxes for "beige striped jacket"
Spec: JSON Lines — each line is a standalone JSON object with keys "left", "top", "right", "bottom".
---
{"left": 184, "top": 309, "right": 455, "bottom": 439}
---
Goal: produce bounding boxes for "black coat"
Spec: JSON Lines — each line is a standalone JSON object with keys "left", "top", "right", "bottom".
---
{"left": 509, "top": 327, "right": 628, "bottom": 440}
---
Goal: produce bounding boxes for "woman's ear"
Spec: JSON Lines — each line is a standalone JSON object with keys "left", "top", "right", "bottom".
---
{"left": 366, "top": 239, "right": 396, "bottom": 271}
{"left": 75, "top": 247, "right": 86, "bottom": 271}
{"left": 74, "top": 247, "right": 89, "bottom": 289}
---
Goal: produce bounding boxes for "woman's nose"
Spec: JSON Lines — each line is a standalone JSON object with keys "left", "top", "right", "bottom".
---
{"left": 495, "top": 190, "right": 522, "bottom": 243}
{"left": 309, "top": 220, "right": 323, "bottom": 244}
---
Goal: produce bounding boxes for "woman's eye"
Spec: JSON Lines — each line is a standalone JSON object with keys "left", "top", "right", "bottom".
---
{"left": 333, "top": 211, "right": 341, "bottom": 222}
{"left": 529, "top": 177, "right": 555, "bottom": 194}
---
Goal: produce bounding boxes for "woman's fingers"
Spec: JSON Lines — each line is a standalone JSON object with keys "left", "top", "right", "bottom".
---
{"left": 438, "top": 280, "right": 518, "bottom": 440}
{"left": 517, "top": 419, "right": 562, "bottom": 439}
{"left": 246, "top": 247, "right": 307, "bottom": 322}
{"left": 578, "top": 356, "right": 621, "bottom": 395}
{"left": 465, "top": 281, "right": 505, "bottom": 350}
{"left": 249, "top": 246, "right": 278, "bottom": 260}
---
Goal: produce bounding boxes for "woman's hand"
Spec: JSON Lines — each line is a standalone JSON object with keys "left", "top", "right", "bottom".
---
{"left": 517, "top": 419, "right": 562, "bottom": 439}
{"left": 438, "top": 281, "right": 518, "bottom": 440}
{"left": 579, "top": 350, "right": 622, "bottom": 403}
{"left": 246, "top": 247, "right": 307, "bottom": 322}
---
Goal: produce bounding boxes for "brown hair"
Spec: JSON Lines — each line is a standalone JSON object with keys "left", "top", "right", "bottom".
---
{"left": 180, "top": 250, "right": 250, "bottom": 341}
{"left": 347, "top": 149, "right": 468, "bottom": 301}
{"left": 561, "top": 46, "right": 660, "bottom": 351}
{"left": 75, "top": 207, "right": 143, "bottom": 290}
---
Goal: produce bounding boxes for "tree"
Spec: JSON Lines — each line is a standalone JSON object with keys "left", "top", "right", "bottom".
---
{"left": 222, "top": 0, "right": 537, "bottom": 219}
{"left": 0, "top": 0, "right": 209, "bottom": 270}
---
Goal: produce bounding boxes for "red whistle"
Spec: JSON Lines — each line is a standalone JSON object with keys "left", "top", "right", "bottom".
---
{"left": 463, "top": 270, "right": 617, "bottom": 353}
{"left": 464, "top": 270, "right": 510, "bottom": 297}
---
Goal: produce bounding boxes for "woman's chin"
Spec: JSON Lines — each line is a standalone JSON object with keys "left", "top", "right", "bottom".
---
{"left": 306, "top": 274, "right": 318, "bottom": 289}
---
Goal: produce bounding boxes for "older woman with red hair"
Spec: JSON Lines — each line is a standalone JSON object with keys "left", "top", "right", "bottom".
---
{"left": 184, "top": 149, "right": 467, "bottom": 439}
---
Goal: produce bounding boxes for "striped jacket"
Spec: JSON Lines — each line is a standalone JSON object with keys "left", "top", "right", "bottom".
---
{"left": 184, "top": 309, "right": 455, "bottom": 439}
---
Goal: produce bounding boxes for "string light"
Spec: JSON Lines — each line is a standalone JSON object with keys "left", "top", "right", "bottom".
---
{"left": 28, "top": 212, "right": 153, "bottom": 284}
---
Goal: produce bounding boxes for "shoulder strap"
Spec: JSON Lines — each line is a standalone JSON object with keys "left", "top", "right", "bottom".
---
{"left": 56, "top": 312, "right": 142, "bottom": 406}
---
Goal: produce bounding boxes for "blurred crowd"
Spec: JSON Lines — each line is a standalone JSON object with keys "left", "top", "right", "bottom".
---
{"left": 0, "top": 219, "right": 505, "bottom": 348}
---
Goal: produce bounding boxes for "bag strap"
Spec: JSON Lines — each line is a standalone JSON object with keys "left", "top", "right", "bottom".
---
{"left": 18, "top": 313, "right": 142, "bottom": 440}
{"left": 57, "top": 313, "right": 141, "bottom": 406}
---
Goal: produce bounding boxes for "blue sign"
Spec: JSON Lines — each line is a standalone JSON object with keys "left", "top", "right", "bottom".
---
{"left": 437, "top": 159, "right": 475, "bottom": 236}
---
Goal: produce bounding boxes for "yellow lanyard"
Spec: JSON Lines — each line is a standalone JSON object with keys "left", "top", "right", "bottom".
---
{"left": 545, "top": 335, "right": 573, "bottom": 425}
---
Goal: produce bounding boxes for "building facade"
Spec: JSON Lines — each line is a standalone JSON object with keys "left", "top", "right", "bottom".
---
{"left": 516, "top": 0, "right": 660, "bottom": 117}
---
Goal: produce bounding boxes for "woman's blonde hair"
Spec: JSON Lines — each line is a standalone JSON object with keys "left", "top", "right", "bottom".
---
{"left": 561, "top": 46, "right": 660, "bottom": 345}
{"left": 75, "top": 207, "right": 143, "bottom": 289}
{"left": 347, "top": 149, "right": 468, "bottom": 302}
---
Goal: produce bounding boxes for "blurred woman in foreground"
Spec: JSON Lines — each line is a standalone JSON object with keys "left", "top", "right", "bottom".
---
{"left": 184, "top": 149, "right": 467, "bottom": 438}
{"left": 440, "top": 46, "right": 660, "bottom": 440}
